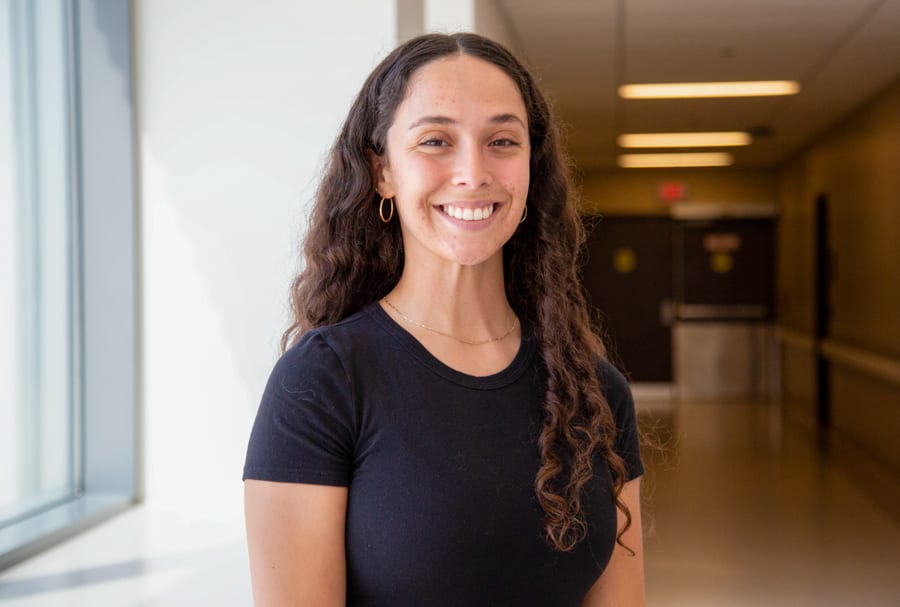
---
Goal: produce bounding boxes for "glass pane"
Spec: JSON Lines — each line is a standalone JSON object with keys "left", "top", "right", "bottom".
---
{"left": 0, "top": 0, "right": 78, "bottom": 527}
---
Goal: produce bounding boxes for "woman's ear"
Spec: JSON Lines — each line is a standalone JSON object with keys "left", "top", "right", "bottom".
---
{"left": 368, "top": 150, "right": 394, "bottom": 199}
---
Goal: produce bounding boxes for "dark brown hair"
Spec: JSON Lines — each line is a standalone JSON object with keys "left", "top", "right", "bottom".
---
{"left": 283, "top": 32, "right": 631, "bottom": 552}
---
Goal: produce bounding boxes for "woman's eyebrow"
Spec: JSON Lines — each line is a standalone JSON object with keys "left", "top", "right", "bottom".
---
{"left": 490, "top": 113, "right": 527, "bottom": 129}
{"left": 408, "top": 115, "right": 456, "bottom": 130}
{"left": 408, "top": 113, "right": 526, "bottom": 130}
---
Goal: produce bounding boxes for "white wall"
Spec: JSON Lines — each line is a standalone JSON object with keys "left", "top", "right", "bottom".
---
{"left": 135, "top": 0, "right": 396, "bottom": 513}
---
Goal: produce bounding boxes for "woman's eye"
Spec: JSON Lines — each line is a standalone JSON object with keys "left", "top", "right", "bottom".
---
{"left": 420, "top": 138, "right": 448, "bottom": 147}
{"left": 490, "top": 138, "right": 519, "bottom": 147}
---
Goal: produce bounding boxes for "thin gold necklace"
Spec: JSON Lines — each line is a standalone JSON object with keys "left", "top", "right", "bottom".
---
{"left": 382, "top": 298, "right": 519, "bottom": 346}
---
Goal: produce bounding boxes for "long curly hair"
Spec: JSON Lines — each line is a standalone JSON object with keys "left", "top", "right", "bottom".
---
{"left": 283, "top": 33, "right": 632, "bottom": 552}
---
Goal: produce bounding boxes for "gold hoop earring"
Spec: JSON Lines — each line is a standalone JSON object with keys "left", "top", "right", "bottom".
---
{"left": 379, "top": 197, "right": 394, "bottom": 223}
{"left": 519, "top": 204, "right": 528, "bottom": 224}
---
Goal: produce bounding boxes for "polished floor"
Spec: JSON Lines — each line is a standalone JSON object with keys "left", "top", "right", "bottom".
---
{"left": 1, "top": 399, "right": 898, "bottom": 606}
{"left": 641, "top": 399, "right": 900, "bottom": 606}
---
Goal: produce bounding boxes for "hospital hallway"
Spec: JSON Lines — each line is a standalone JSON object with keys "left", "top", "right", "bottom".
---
{"left": 639, "top": 397, "right": 900, "bottom": 606}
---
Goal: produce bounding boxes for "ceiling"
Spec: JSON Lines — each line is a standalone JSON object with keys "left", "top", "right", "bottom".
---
{"left": 496, "top": 0, "right": 900, "bottom": 170}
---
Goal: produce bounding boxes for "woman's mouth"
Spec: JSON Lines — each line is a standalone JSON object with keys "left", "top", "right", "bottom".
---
{"left": 440, "top": 203, "right": 496, "bottom": 221}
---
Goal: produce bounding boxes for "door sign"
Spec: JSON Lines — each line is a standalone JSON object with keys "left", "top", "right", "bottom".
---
{"left": 709, "top": 251, "right": 734, "bottom": 274}
{"left": 612, "top": 247, "right": 637, "bottom": 274}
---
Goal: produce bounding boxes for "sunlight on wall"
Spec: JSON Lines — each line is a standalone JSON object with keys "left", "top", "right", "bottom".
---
{"left": 137, "top": 0, "right": 396, "bottom": 512}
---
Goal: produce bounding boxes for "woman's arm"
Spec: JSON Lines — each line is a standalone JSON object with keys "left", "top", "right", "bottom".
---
{"left": 581, "top": 477, "right": 645, "bottom": 606}
{"left": 244, "top": 480, "right": 348, "bottom": 606}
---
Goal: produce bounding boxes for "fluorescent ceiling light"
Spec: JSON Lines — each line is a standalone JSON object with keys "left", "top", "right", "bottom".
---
{"left": 619, "top": 80, "right": 800, "bottom": 99}
{"left": 617, "top": 152, "right": 734, "bottom": 168}
{"left": 618, "top": 132, "right": 752, "bottom": 148}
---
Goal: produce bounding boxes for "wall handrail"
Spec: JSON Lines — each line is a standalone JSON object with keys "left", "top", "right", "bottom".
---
{"left": 677, "top": 303, "right": 769, "bottom": 321}
{"left": 820, "top": 340, "right": 900, "bottom": 388}
{"left": 774, "top": 326, "right": 815, "bottom": 352}
{"left": 776, "top": 326, "right": 900, "bottom": 386}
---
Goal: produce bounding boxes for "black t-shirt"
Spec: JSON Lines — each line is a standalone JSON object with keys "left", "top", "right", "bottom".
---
{"left": 244, "top": 303, "right": 643, "bottom": 606}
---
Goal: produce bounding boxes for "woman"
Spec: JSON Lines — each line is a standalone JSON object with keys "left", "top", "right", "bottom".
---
{"left": 243, "top": 33, "right": 644, "bottom": 606}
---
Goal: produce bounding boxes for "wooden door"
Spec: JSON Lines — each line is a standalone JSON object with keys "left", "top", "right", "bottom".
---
{"left": 581, "top": 215, "right": 673, "bottom": 382}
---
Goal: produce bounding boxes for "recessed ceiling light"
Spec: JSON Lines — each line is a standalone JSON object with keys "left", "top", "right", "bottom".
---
{"left": 617, "top": 132, "right": 752, "bottom": 148}
{"left": 618, "top": 80, "right": 800, "bottom": 99}
{"left": 617, "top": 152, "right": 734, "bottom": 168}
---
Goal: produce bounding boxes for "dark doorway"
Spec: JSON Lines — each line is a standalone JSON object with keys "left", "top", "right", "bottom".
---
{"left": 581, "top": 215, "right": 673, "bottom": 382}
{"left": 814, "top": 194, "right": 832, "bottom": 428}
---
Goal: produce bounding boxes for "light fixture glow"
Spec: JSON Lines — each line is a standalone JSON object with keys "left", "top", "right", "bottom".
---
{"left": 617, "top": 152, "right": 734, "bottom": 168}
{"left": 618, "top": 80, "right": 800, "bottom": 99}
{"left": 617, "top": 132, "right": 752, "bottom": 148}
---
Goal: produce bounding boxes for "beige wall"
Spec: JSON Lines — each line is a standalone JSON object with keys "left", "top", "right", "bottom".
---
{"left": 777, "top": 76, "right": 900, "bottom": 508}
{"left": 579, "top": 168, "right": 777, "bottom": 215}
{"left": 779, "top": 79, "right": 900, "bottom": 355}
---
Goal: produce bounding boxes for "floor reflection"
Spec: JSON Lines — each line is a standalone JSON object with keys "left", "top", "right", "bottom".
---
{"left": 640, "top": 399, "right": 900, "bottom": 606}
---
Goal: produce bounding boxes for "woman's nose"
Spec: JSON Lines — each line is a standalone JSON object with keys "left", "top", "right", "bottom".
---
{"left": 451, "top": 143, "right": 492, "bottom": 188}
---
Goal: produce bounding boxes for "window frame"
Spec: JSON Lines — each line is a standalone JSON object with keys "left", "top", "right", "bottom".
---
{"left": 0, "top": 0, "right": 139, "bottom": 571}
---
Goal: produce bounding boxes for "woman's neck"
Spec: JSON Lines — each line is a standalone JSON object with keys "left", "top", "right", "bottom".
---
{"left": 384, "top": 255, "right": 514, "bottom": 343}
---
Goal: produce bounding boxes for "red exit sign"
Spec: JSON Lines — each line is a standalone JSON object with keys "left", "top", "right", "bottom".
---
{"left": 658, "top": 181, "right": 688, "bottom": 203}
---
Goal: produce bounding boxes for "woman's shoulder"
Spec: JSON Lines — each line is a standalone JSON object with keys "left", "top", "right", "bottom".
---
{"left": 275, "top": 303, "right": 395, "bottom": 390}
{"left": 594, "top": 357, "right": 644, "bottom": 478}
{"left": 282, "top": 304, "right": 381, "bottom": 361}
{"left": 594, "top": 357, "right": 632, "bottom": 405}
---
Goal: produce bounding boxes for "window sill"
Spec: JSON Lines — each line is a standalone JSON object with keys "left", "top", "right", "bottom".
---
{"left": 0, "top": 493, "right": 135, "bottom": 571}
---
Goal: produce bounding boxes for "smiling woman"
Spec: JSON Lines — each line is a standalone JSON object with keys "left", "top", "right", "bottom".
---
{"left": 243, "top": 32, "right": 645, "bottom": 606}
{"left": 371, "top": 54, "right": 530, "bottom": 271}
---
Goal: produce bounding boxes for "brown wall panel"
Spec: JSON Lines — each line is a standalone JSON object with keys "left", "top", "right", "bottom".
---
{"left": 779, "top": 78, "right": 900, "bottom": 358}
{"left": 832, "top": 368, "right": 900, "bottom": 473}
{"left": 778, "top": 76, "right": 900, "bottom": 506}
{"left": 781, "top": 344, "right": 816, "bottom": 430}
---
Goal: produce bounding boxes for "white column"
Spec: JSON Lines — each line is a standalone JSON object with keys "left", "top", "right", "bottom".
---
{"left": 136, "top": 0, "right": 396, "bottom": 510}
{"left": 425, "top": 0, "right": 475, "bottom": 32}
{"left": 422, "top": 0, "right": 521, "bottom": 54}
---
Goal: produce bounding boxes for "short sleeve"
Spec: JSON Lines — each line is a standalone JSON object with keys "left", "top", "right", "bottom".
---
{"left": 242, "top": 331, "right": 356, "bottom": 486}
{"left": 596, "top": 359, "right": 644, "bottom": 480}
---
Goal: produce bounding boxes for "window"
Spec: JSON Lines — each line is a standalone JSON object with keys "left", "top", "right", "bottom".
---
{"left": 0, "top": 0, "right": 138, "bottom": 570}
{"left": 1, "top": 0, "right": 77, "bottom": 531}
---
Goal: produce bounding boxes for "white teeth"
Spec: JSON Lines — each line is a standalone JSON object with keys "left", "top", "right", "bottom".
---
{"left": 442, "top": 204, "right": 494, "bottom": 221}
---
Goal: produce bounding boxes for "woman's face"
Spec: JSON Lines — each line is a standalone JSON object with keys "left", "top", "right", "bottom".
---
{"left": 373, "top": 54, "right": 530, "bottom": 269}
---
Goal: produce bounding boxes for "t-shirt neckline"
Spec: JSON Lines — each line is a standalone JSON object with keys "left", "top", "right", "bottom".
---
{"left": 364, "top": 301, "right": 536, "bottom": 390}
